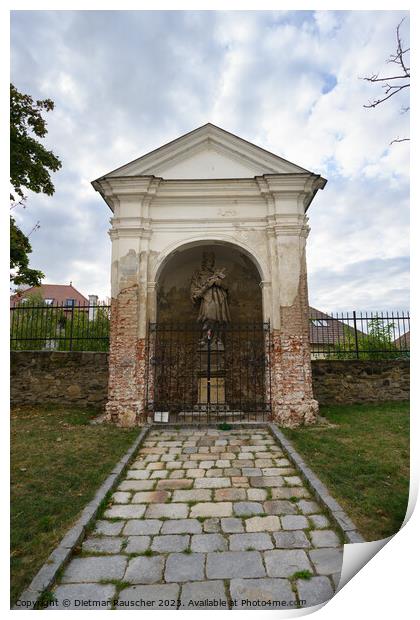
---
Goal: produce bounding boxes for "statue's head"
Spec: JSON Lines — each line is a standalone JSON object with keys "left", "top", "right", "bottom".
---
{"left": 202, "top": 251, "right": 215, "bottom": 269}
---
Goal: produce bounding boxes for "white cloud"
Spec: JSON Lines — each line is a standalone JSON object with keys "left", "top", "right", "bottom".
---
{"left": 10, "top": 10, "right": 409, "bottom": 308}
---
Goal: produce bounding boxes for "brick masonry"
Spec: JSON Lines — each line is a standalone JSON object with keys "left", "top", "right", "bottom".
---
{"left": 11, "top": 355, "right": 409, "bottom": 414}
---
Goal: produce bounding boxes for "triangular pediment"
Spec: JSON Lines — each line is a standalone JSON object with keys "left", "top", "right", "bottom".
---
{"left": 101, "top": 123, "right": 310, "bottom": 180}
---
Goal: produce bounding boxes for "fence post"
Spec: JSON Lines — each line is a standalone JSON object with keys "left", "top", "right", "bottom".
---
{"left": 353, "top": 310, "right": 359, "bottom": 359}
{"left": 69, "top": 303, "right": 75, "bottom": 351}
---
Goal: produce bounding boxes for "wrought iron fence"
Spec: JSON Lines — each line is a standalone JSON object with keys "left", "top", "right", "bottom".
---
{"left": 146, "top": 321, "right": 272, "bottom": 423}
{"left": 309, "top": 310, "right": 410, "bottom": 360}
{"left": 10, "top": 302, "right": 110, "bottom": 351}
{"left": 10, "top": 302, "right": 410, "bottom": 360}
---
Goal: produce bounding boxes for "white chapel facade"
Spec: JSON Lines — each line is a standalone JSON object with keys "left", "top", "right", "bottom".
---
{"left": 93, "top": 123, "right": 327, "bottom": 427}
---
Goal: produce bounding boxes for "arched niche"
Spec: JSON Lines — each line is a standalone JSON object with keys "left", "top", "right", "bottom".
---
{"left": 155, "top": 242, "right": 263, "bottom": 324}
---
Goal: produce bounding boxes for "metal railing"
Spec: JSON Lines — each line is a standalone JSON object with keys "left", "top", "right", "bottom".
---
{"left": 309, "top": 310, "right": 410, "bottom": 359}
{"left": 10, "top": 303, "right": 410, "bottom": 360}
{"left": 10, "top": 302, "right": 110, "bottom": 351}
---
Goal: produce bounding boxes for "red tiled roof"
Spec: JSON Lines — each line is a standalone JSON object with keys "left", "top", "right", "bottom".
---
{"left": 10, "top": 284, "right": 89, "bottom": 307}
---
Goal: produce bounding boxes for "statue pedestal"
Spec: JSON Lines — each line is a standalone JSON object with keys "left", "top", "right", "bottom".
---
{"left": 198, "top": 377, "right": 225, "bottom": 405}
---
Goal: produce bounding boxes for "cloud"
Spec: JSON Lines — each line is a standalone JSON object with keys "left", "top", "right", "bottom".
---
{"left": 10, "top": 10, "right": 409, "bottom": 309}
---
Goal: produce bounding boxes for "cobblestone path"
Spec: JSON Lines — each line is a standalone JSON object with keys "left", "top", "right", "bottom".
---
{"left": 51, "top": 427, "right": 343, "bottom": 610}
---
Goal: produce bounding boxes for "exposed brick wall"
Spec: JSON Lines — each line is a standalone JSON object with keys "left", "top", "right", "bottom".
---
{"left": 105, "top": 285, "right": 146, "bottom": 427}
{"left": 10, "top": 351, "right": 108, "bottom": 408}
{"left": 271, "top": 256, "right": 318, "bottom": 427}
{"left": 312, "top": 359, "right": 410, "bottom": 405}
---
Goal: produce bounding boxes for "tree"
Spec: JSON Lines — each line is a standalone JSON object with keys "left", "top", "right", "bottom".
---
{"left": 362, "top": 18, "right": 410, "bottom": 144}
{"left": 10, "top": 83, "right": 62, "bottom": 286}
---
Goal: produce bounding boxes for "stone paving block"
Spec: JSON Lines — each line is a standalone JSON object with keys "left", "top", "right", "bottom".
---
{"left": 214, "top": 488, "right": 246, "bottom": 502}
{"left": 124, "top": 555, "right": 165, "bottom": 584}
{"left": 82, "top": 537, "right": 123, "bottom": 554}
{"left": 194, "top": 477, "right": 230, "bottom": 488}
{"left": 309, "top": 514, "right": 330, "bottom": 529}
{"left": 247, "top": 488, "right": 267, "bottom": 501}
{"left": 284, "top": 476, "right": 303, "bottom": 486}
{"left": 145, "top": 503, "right": 189, "bottom": 519}
{"left": 165, "top": 552, "right": 205, "bottom": 582}
{"left": 273, "top": 531, "right": 311, "bottom": 549}
{"left": 271, "top": 487, "right": 310, "bottom": 499}
{"left": 123, "top": 519, "right": 162, "bottom": 536}
{"left": 172, "top": 489, "right": 212, "bottom": 502}
{"left": 125, "top": 536, "right": 151, "bottom": 553}
{"left": 180, "top": 580, "right": 228, "bottom": 609}
{"left": 229, "top": 532, "right": 274, "bottom": 551}
{"left": 237, "top": 452, "right": 253, "bottom": 460}
{"left": 206, "top": 551, "right": 266, "bottom": 579}
{"left": 264, "top": 549, "right": 312, "bottom": 577}
{"left": 169, "top": 470, "right": 186, "bottom": 479}
{"left": 230, "top": 578, "right": 295, "bottom": 609}
{"left": 112, "top": 491, "right": 131, "bottom": 504}
{"left": 233, "top": 459, "right": 254, "bottom": 468}
{"left": 118, "top": 584, "right": 179, "bottom": 609}
{"left": 263, "top": 500, "right": 297, "bottom": 515}
{"left": 52, "top": 583, "right": 116, "bottom": 609}
{"left": 215, "top": 460, "right": 230, "bottom": 468}
{"left": 255, "top": 459, "right": 273, "bottom": 468}
{"left": 126, "top": 470, "right": 150, "bottom": 480}
{"left": 167, "top": 461, "right": 182, "bottom": 470}
{"left": 62, "top": 556, "right": 127, "bottom": 583}
{"left": 187, "top": 468, "right": 205, "bottom": 478}
{"left": 205, "top": 468, "right": 224, "bottom": 478}
{"left": 151, "top": 534, "right": 190, "bottom": 552}
{"left": 221, "top": 517, "right": 244, "bottom": 533}
{"left": 298, "top": 500, "right": 322, "bottom": 514}
{"left": 310, "top": 530, "right": 341, "bottom": 548}
{"left": 199, "top": 460, "right": 216, "bottom": 469}
{"left": 262, "top": 468, "right": 287, "bottom": 477}
{"left": 191, "top": 533, "right": 227, "bottom": 552}
{"left": 184, "top": 447, "right": 198, "bottom": 454}
{"left": 245, "top": 516, "right": 280, "bottom": 532}
{"left": 231, "top": 476, "right": 250, "bottom": 488}
{"left": 161, "top": 519, "right": 203, "bottom": 534}
{"left": 233, "top": 501, "right": 264, "bottom": 516}
{"left": 190, "top": 502, "right": 232, "bottom": 518}
{"left": 132, "top": 490, "right": 170, "bottom": 504}
{"left": 281, "top": 515, "right": 309, "bottom": 530}
{"left": 224, "top": 468, "right": 241, "bottom": 476}
{"left": 130, "top": 460, "right": 146, "bottom": 469}
{"left": 104, "top": 504, "right": 146, "bottom": 519}
{"left": 296, "top": 576, "right": 334, "bottom": 607}
{"left": 151, "top": 470, "right": 169, "bottom": 479}
{"left": 203, "top": 518, "right": 221, "bottom": 533}
{"left": 94, "top": 520, "right": 125, "bottom": 536}
{"left": 147, "top": 462, "right": 165, "bottom": 470}
{"left": 250, "top": 476, "right": 284, "bottom": 488}
{"left": 157, "top": 479, "right": 193, "bottom": 490}
{"left": 241, "top": 468, "right": 262, "bottom": 477}
{"left": 118, "top": 480, "right": 155, "bottom": 492}
{"left": 308, "top": 549, "right": 343, "bottom": 575}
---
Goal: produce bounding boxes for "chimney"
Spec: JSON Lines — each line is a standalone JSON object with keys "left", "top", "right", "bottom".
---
{"left": 88, "top": 294, "right": 98, "bottom": 321}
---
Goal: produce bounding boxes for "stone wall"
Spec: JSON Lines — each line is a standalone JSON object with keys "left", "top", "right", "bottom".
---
{"left": 10, "top": 352, "right": 409, "bottom": 411}
{"left": 311, "top": 359, "right": 410, "bottom": 405}
{"left": 10, "top": 351, "right": 109, "bottom": 408}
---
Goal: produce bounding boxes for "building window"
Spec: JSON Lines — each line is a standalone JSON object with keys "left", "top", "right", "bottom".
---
{"left": 44, "top": 298, "right": 54, "bottom": 305}
{"left": 65, "top": 298, "right": 75, "bottom": 307}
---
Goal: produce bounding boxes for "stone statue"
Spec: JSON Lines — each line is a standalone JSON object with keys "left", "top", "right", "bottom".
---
{"left": 190, "top": 251, "right": 231, "bottom": 346}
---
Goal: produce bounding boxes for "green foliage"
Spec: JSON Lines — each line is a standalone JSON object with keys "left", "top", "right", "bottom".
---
{"left": 327, "top": 315, "right": 406, "bottom": 360}
{"left": 10, "top": 83, "right": 62, "bottom": 200}
{"left": 10, "top": 297, "right": 110, "bottom": 352}
{"left": 10, "top": 216, "right": 44, "bottom": 287}
{"left": 10, "top": 83, "right": 61, "bottom": 286}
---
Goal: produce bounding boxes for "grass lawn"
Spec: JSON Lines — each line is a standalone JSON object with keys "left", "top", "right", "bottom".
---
{"left": 11, "top": 405, "right": 139, "bottom": 606}
{"left": 281, "top": 401, "right": 410, "bottom": 542}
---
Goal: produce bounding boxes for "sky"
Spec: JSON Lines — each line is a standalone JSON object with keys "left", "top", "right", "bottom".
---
{"left": 10, "top": 10, "right": 410, "bottom": 312}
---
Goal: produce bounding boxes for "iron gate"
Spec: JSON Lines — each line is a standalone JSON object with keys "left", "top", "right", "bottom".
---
{"left": 146, "top": 322, "right": 272, "bottom": 423}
